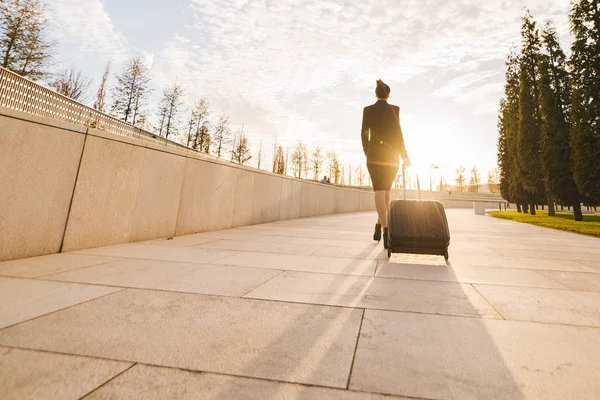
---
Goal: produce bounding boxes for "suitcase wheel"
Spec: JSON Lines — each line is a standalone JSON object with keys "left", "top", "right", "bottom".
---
{"left": 444, "top": 250, "right": 449, "bottom": 261}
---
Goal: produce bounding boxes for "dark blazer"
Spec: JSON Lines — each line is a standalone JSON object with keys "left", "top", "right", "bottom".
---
{"left": 361, "top": 100, "right": 408, "bottom": 165}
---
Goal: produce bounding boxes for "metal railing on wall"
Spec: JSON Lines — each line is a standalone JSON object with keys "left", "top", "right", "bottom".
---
{"left": 0, "top": 66, "right": 190, "bottom": 151}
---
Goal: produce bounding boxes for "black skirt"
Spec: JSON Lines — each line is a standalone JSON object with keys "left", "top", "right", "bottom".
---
{"left": 367, "top": 161, "right": 399, "bottom": 191}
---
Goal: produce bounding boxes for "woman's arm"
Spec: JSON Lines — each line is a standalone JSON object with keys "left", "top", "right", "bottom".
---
{"left": 361, "top": 108, "right": 369, "bottom": 156}
{"left": 394, "top": 107, "right": 411, "bottom": 165}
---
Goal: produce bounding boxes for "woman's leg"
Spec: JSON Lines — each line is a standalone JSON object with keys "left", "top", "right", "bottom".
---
{"left": 374, "top": 190, "right": 388, "bottom": 228}
{"left": 384, "top": 190, "right": 391, "bottom": 224}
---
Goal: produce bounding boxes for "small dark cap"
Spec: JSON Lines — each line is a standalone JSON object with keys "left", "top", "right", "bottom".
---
{"left": 376, "top": 79, "right": 390, "bottom": 98}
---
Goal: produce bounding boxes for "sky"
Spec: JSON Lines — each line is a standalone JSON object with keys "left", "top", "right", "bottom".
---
{"left": 45, "top": 0, "right": 573, "bottom": 184}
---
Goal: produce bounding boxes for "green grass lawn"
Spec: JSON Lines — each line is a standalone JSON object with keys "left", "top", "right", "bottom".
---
{"left": 488, "top": 210, "right": 600, "bottom": 238}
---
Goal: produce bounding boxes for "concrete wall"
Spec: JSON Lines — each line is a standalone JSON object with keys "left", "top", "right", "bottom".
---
{"left": 0, "top": 108, "right": 375, "bottom": 261}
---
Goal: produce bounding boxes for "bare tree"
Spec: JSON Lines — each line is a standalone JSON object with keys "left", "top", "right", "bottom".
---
{"left": 156, "top": 81, "right": 184, "bottom": 139}
{"left": 212, "top": 114, "right": 231, "bottom": 158}
{"left": 0, "top": 0, "right": 52, "bottom": 80}
{"left": 302, "top": 146, "right": 309, "bottom": 179}
{"left": 230, "top": 123, "right": 244, "bottom": 162}
{"left": 487, "top": 168, "right": 501, "bottom": 193}
{"left": 469, "top": 166, "right": 480, "bottom": 192}
{"left": 291, "top": 141, "right": 307, "bottom": 178}
{"left": 430, "top": 164, "right": 439, "bottom": 192}
{"left": 185, "top": 98, "right": 210, "bottom": 151}
{"left": 93, "top": 59, "right": 111, "bottom": 112}
{"left": 357, "top": 164, "right": 365, "bottom": 186}
{"left": 455, "top": 165, "right": 466, "bottom": 192}
{"left": 111, "top": 56, "right": 152, "bottom": 126}
{"left": 50, "top": 67, "right": 92, "bottom": 102}
{"left": 311, "top": 147, "right": 323, "bottom": 180}
{"left": 348, "top": 166, "right": 353, "bottom": 186}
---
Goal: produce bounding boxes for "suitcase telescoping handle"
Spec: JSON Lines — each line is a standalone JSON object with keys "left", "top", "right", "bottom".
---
{"left": 402, "top": 165, "right": 407, "bottom": 200}
{"left": 402, "top": 165, "right": 422, "bottom": 201}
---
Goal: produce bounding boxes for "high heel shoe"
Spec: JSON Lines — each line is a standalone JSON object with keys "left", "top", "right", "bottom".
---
{"left": 373, "top": 224, "right": 382, "bottom": 241}
{"left": 383, "top": 227, "right": 389, "bottom": 249}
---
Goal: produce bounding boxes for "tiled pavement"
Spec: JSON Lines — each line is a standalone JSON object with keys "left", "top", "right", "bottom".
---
{"left": 1, "top": 209, "right": 599, "bottom": 399}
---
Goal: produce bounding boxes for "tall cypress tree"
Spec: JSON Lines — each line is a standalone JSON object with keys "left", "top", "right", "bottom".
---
{"left": 497, "top": 97, "right": 511, "bottom": 201}
{"left": 569, "top": 0, "right": 600, "bottom": 205}
{"left": 502, "top": 50, "right": 529, "bottom": 212}
{"left": 538, "top": 23, "right": 583, "bottom": 220}
{"left": 499, "top": 51, "right": 524, "bottom": 210}
{"left": 517, "top": 11, "right": 545, "bottom": 215}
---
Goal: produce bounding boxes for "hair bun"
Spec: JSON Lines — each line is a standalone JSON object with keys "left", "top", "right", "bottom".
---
{"left": 376, "top": 79, "right": 391, "bottom": 98}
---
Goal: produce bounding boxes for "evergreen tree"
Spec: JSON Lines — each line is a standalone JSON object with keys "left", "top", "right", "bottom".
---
{"left": 232, "top": 134, "right": 252, "bottom": 165}
{"left": 497, "top": 98, "right": 510, "bottom": 198}
{"left": 93, "top": 60, "right": 111, "bottom": 113}
{"left": 0, "top": 0, "right": 52, "bottom": 80}
{"left": 111, "top": 56, "right": 152, "bottom": 126}
{"left": 538, "top": 22, "right": 582, "bottom": 220}
{"left": 212, "top": 114, "right": 231, "bottom": 158}
{"left": 198, "top": 125, "right": 210, "bottom": 154}
{"left": 272, "top": 145, "right": 285, "bottom": 174}
{"left": 517, "top": 11, "right": 545, "bottom": 215}
{"left": 569, "top": 0, "right": 600, "bottom": 205}
{"left": 326, "top": 151, "right": 341, "bottom": 184}
{"left": 498, "top": 51, "right": 522, "bottom": 205}
{"left": 504, "top": 51, "right": 529, "bottom": 211}
{"left": 256, "top": 138, "right": 263, "bottom": 170}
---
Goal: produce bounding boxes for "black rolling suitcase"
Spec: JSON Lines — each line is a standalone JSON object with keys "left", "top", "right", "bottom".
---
{"left": 386, "top": 167, "right": 450, "bottom": 260}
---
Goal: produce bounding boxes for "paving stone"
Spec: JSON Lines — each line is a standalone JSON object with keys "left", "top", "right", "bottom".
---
{"left": 449, "top": 254, "right": 595, "bottom": 272}
{"left": 73, "top": 243, "right": 172, "bottom": 258}
{"left": 143, "top": 236, "right": 217, "bottom": 247}
{"left": 0, "top": 289, "right": 362, "bottom": 388}
{"left": 76, "top": 244, "right": 237, "bottom": 264}
{"left": 350, "top": 310, "right": 600, "bottom": 400}
{"left": 537, "top": 270, "right": 600, "bottom": 292}
{"left": 0, "top": 277, "right": 120, "bottom": 329}
{"left": 491, "top": 248, "right": 600, "bottom": 262}
{"left": 311, "top": 245, "right": 390, "bottom": 260}
{"left": 193, "top": 239, "right": 323, "bottom": 256}
{"left": 0, "top": 253, "right": 120, "bottom": 278}
{"left": 85, "top": 364, "right": 411, "bottom": 400}
{"left": 46, "top": 259, "right": 282, "bottom": 297}
{"left": 245, "top": 271, "right": 501, "bottom": 319}
{"left": 376, "top": 263, "right": 567, "bottom": 289}
{"left": 213, "top": 252, "right": 377, "bottom": 276}
{"left": 0, "top": 346, "right": 131, "bottom": 400}
{"left": 473, "top": 285, "right": 600, "bottom": 327}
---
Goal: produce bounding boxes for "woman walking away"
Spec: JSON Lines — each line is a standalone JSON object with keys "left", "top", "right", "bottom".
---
{"left": 361, "top": 79, "right": 411, "bottom": 249}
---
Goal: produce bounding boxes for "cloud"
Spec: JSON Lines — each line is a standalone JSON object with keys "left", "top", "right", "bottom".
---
{"left": 50, "top": 0, "right": 574, "bottom": 176}
{"left": 47, "top": 0, "right": 127, "bottom": 60}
